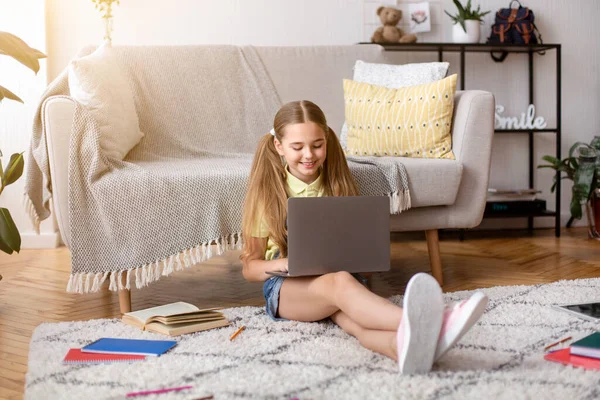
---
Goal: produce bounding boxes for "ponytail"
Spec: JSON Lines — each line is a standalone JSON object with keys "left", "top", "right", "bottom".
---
{"left": 322, "top": 127, "right": 359, "bottom": 197}
{"left": 241, "top": 133, "right": 289, "bottom": 260}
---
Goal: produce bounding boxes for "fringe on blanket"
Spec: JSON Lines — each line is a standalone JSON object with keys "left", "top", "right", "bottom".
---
{"left": 22, "top": 194, "right": 41, "bottom": 234}
{"left": 65, "top": 191, "right": 410, "bottom": 294}
{"left": 391, "top": 189, "right": 411, "bottom": 214}
{"left": 66, "top": 232, "right": 244, "bottom": 294}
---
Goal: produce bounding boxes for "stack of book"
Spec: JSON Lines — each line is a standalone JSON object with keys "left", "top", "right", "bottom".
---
{"left": 62, "top": 337, "right": 177, "bottom": 364}
{"left": 485, "top": 188, "right": 546, "bottom": 215}
{"left": 122, "top": 301, "right": 230, "bottom": 336}
{"left": 545, "top": 332, "right": 600, "bottom": 371}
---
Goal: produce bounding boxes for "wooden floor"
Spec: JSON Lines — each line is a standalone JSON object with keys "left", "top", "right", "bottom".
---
{"left": 1, "top": 228, "right": 599, "bottom": 399}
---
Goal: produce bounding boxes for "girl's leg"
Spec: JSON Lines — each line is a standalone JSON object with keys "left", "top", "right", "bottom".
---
{"left": 278, "top": 271, "right": 402, "bottom": 331}
{"left": 330, "top": 310, "right": 397, "bottom": 360}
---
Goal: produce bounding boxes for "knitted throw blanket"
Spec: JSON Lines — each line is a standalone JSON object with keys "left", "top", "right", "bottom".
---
{"left": 24, "top": 45, "right": 411, "bottom": 294}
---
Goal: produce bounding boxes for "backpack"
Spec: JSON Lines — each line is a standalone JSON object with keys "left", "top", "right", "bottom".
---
{"left": 487, "top": 0, "right": 543, "bottom": 61}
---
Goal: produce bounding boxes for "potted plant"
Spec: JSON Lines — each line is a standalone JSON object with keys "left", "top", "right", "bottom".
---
{"left": 0, "top": 31, "right": 46, "bottom": 267}
{"left": 538, "top": 137, "right": 600, "bottom": 239}
{"left": 92, "top": 0, "right": 120, "bottom": 42}
{"left": 445, "top": 0, "right": 490, "bottom": 43}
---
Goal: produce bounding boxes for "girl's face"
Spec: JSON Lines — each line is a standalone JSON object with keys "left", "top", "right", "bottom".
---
{"left": 274, "top": 122, "right": 327, "bottom": 184}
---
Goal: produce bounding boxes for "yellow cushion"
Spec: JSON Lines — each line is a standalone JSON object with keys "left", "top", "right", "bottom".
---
{"left": 343, "top": 74, "right": 457, "bottom": 159}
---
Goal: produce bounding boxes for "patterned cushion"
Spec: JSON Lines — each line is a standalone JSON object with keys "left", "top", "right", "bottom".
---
{"left": 343, "top": 74, "right": 457, "bottom": 159}
{"left": 340, "top": 61, "right": 449, "bottom": 148}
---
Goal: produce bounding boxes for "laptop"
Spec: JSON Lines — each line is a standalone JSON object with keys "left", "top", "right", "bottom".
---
{"left": 266, "top": 196, "right": 390, "bottom": 277}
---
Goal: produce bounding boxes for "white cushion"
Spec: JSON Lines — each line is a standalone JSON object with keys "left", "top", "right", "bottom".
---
{"left": 340, "top": 60, "right": 449, "bottom": 148}
{"left": 68, "top": 41, "right": 144, "bottom": 160}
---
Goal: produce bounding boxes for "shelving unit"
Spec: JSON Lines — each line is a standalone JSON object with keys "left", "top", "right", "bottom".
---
{"left": 360, "top": 42, "right": 562, "bottom": 237}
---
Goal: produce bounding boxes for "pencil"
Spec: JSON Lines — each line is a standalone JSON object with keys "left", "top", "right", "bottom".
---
{"left": 126, "top": 385, "right": 192, "bottom": 397}
{"left": 544, "top": 336, "right": 572, "bottom": 351}
{"left": 230, "top": 325, "right": 245, "bottom": 341}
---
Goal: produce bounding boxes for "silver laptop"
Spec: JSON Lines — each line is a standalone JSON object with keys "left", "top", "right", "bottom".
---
{"left": 266, "top": 196, "right": 390, "bottom": 277}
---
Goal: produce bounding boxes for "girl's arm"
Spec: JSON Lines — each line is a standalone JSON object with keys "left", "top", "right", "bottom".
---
{"left": 242, "top": 237, "right": 288, "bottom": 282}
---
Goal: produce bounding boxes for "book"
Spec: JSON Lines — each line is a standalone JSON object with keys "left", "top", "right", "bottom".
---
{"left": 487, "top": 193, "right": 538, "bottom": 202}
{"left": 570, "top": 332, "right": 600, "bottom": 359}
{"left": 485, "top": 199, "right": 546, "bottom": 215}
{"left": 122, "top": 301, "right": 230, "bottom": 336}
{"left": 62, "top": 348, "right": 146, "bottom": 364}
{"left": 81, "top": 338, "right": 177, "bottom": 357}
{"left": 544, "top": 348, "right": 600, "bottom": 371}
{"left": 487, "top": 188, "right": 542, "bottom": 195}
{"left": 553, "top": 302, "right": 600, "bottom": 322}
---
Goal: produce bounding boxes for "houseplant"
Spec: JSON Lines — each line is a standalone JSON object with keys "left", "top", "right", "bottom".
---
{"left": 0, "top": 31, "right": 46, "bottom": 260}
{"left": 92, "top": 0, "right": 120, "bottom": 42}
{"left": 538, "top": 137, "right": 600, "bottom": 238}
{"left": 445, "top": 0, "right": 490, "bottom": 43}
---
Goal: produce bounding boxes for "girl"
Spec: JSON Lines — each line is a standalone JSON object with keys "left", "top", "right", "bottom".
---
{"left": 241, "top": 100, "right": 488, "bottom": 374}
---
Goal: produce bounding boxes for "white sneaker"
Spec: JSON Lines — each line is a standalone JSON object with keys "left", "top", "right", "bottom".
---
{"left": 396, "top": 273, "right": 444, "bottom": 374}
{"left": 434, "top": 291, "right": 489, "bottom": 361}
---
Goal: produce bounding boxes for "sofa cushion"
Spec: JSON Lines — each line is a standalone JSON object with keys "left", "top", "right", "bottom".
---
{"left": 68, "top": 41, "right": 144, "bottom": 160}
{"left": 340, "top": 60, "right": 449, "bottom": 148}
{"left": 353, "top": 60, "right": 449, "bottom": 88}
{"left": 343, "top": 75, "right": 457, "bottom": 160}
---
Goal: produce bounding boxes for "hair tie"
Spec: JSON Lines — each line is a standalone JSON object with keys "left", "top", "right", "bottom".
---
{"left": 269, "top": 128, "right": 276, "bottom": 137}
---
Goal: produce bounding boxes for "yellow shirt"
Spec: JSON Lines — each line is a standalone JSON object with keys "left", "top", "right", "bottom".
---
{"left": 251, "top": 166, "right": 326, "bottom": 260}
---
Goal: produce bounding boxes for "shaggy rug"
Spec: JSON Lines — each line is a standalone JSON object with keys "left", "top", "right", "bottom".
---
{"left": 25, "top": 278, "right": 600, "bottom": 400}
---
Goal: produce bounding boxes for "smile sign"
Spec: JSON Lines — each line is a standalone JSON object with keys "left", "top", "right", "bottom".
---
{"left": 495, "top": 104, "right": 547, "bottom": 130}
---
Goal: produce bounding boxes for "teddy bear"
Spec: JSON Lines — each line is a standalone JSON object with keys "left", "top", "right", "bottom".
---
{"left": 371, "top": 6, "right": 417, "bottom": 44}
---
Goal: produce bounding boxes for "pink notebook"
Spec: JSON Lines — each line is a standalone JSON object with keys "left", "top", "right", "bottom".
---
{"left": 62, "top": 348, "right": 146, "bottom": 364}
{"left": 544, "top": 348, "right": 600, "bottom": 371}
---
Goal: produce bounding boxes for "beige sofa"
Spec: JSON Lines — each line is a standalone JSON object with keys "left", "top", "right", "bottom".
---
{"left": 42, "top": 45, "right": 494, "bottom": 312}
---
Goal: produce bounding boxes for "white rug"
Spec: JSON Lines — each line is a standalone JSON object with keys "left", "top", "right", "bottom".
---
{"left": 25, "top": 278, "right": 600, "bottom": 400}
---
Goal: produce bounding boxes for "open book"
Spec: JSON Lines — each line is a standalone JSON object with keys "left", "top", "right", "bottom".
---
{"left": 122, "top": 302, "right": 230, "bottom": 336}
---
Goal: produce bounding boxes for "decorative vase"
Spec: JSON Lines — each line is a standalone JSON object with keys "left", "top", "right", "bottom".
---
{"left": 452, "top": 20, "right": 481, "bottom": 43}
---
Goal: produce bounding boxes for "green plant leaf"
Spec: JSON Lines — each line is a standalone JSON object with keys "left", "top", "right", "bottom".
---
{"left": 444, "top": 12, "right": 460, "bottom": 25}
{"left": 3, "top": 152, "right": 24, "bottom": 186}
{"left": 0, "top": 31, "right": 45, "bottom": 74}
{"left": 591, "top": 136, "right": 600, "bottom": 151}
{"left": 0, "top": 234, "right": 13, "bottom": 254}
{"left": 0, "top": 85, "right": 24, "bottom": 103}
{"left": 540, "top": 155, "right": 560, "bottom": 166}
{"left": 0, "top": 208, "right": 20, "bottom": 253}
{"left": 453, "top": 0, "right": 465, "bottom": 14}
{"left": 568, "top": 157, "right": 579, "bottom": 173}
{"left": 570, "top": 196, "right": 583, "bottom": 220}
{"left": 0, "top": 46, "right": 46, "bottom": 59}
{"left": 574, "top": 158, "right": 595, "bottom": 200}
{"left": 568, "top": 141, "right": 591, "bottom": 159}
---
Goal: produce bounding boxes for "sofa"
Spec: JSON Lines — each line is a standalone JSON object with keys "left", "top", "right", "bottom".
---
{"left": 36, "top": 44, "right": 494, "bottom": 313}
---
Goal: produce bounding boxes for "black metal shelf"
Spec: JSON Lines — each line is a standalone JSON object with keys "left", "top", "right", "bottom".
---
{"left": 495, "top": 129, "right": 557, "bottom": 134}
{"left": 359, "top": 42, "right": 560, "bottom": 54}
{"left": 367, "top": 42, "right": 562, "bottom": 237}
{"left": 484, "top": 210, "right": 557, "bottom": 219}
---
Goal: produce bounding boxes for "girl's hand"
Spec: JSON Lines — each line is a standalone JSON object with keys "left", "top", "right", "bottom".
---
{"left": 271, "top": 257, "right": 288, "bottom": 273}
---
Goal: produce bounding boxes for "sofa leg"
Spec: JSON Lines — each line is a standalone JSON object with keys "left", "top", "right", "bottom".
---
{"left": 425, "top": 229, "right": 444, "bottom": 287}
{"left": 118, "top": 273, "right": 132, "bottom": 314}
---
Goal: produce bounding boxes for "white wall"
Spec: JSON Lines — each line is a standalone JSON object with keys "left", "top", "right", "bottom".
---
{"left": 0, "top": 0, "right": 59, "bottom": 249}
{"left": 4, "top": 0, "right": 598, "bottom": 247}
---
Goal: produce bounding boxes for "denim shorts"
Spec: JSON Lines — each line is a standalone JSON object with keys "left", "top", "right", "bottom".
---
{"left": 262, "top": 271, "right": 369, "bottom": 322}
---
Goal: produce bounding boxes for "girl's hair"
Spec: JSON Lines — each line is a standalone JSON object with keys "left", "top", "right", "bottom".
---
{"left": 241, "top": 100, "right": 358, "bottom": 260}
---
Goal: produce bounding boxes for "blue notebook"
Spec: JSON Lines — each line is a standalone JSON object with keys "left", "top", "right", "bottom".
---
{"left": 81, "top": 338, "right": 177, "bottom": 357}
